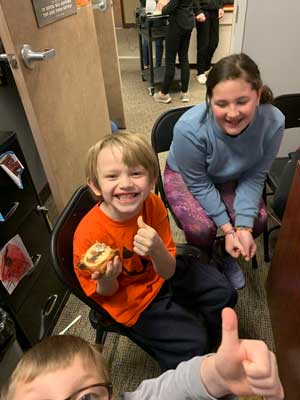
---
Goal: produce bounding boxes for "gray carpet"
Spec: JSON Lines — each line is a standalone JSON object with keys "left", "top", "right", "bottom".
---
{"left": 52, "top": 58, "right": 278, "bottom": 398}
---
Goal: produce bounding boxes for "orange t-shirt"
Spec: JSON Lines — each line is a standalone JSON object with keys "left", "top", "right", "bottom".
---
{"left": 73, "top": 193, "right": 176, "bottom": 327}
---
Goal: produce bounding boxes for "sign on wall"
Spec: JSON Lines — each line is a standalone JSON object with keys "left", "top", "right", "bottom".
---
{"left": 32, "top": 0, "right": 77, "bottom": 27}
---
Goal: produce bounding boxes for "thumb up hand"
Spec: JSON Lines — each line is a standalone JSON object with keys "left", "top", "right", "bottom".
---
{"left": 137, "top": 215, "right": 148, "bottom": 229}
{"left": 210, "top": 308, "right": 284, "bottom": 399}
{"left": 134, "top": 216, "right": 160, "bottom": 256}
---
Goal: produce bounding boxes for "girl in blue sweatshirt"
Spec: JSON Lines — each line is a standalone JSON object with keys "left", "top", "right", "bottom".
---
{"left": 164, "top": 53, "right": 284, "bottom": 289}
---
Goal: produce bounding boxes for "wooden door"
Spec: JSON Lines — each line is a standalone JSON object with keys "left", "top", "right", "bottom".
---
{"left": 0, "top": 1, "right": 111, "bottom": 212}
{"left": 93, "top": 2, "right": 125, "bottom": 128}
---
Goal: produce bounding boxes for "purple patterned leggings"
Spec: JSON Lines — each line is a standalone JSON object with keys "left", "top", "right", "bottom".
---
{"left": 164, "top": 164, "right": 268, "bottom": 249}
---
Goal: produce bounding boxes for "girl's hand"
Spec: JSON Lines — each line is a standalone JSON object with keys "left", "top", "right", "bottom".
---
{"left": 196, "top": 12, "right": 206, "bottom": 22}
{"left": 133, "top": 216, "right": 162, "bottom": 257}
{"left": 224, "top": 231, "right": 247, "bottom": 259}
{"left": 91, "top": 255, "right": 122, "bottom": 281}
{"left": 235, "top": 230, "right": 257, "bottom": 261}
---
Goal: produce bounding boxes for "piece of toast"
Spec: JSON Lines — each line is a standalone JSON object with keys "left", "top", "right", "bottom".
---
{"left": 77, "top": 242, "right": 119, "bottom": 274}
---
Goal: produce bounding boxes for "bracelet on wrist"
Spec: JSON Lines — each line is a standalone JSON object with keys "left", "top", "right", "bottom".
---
{"left": 224, "top": 229, "right": 236, "bottom": 237}
{"left": 235, "top": 226, "right": 253, "bottom": 233}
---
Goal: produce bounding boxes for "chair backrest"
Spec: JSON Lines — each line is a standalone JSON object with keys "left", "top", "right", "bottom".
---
{"left": 272, "top": 150, "right": 300, "bottom": 220}
{"left": 151, "top": 106, "right": 192, "bottom": 228}
{"left": 50, "top": 186, "right": 116, "bottom": 323}
{"left": 273, "top": 93, "right": 300, "bottom": 130}
{"left": 268, "top": 94, "right": 300, "bottom": 219}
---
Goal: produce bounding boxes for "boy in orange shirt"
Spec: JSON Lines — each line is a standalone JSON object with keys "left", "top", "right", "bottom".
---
{"left": 73, "top": 132, "right": 237, "bottom": 371}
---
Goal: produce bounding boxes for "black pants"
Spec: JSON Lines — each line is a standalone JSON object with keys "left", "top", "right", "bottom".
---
{"left": 161, "top": 20, "right": 192, "bottom": 94}
{"left": 196, "top": 10, "right": 219, "bottom": 75}
{"left": 128, "top": 255, "right": 237, "bottom": 371}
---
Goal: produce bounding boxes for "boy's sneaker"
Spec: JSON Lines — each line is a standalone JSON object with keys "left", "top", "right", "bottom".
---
{"left": 196, "top": 73, "right": 207, "bottom": 85}
{"left": 204, "top": 68, "right": 211, "bottom": 76}
{"left": 153, "top": 92, "right": 172, "bottom": 104}
{"left": 222, "top": 256, "right": 245, "bottom": 289}
{"left": 180, "top": 92, "right": 190, "bottom": 102}
{"left": 212, "top": 254, "right": 245, "bottom": 290}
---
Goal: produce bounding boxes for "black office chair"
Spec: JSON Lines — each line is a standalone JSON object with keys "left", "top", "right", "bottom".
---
{"left": 50, "top": 185, "right": 202, "bottom": 352}
{"left": 267, "top": 93, "right": 300, "bottom": 192}
{"left": 263, "top": 94, "right": 300, "bottom": 258}
{"left": 151, "top": 106, "right": 262, "bottom": 269}
{"left": 50, "top": 186, "right": 159, "bottom": 361}
{"left": 151, "top": 105, "right": 193, "bottom": 229}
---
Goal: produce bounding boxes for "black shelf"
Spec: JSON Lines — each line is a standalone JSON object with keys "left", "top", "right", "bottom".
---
{"left": 136, "top": 9, "right": 181, "bottom": 95}
{"left": 0, "top": 131, "right": 69, "bottom": 349}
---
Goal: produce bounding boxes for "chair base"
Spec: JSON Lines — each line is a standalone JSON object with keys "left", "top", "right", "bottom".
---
{"left": 263, "top": 224, "right": 281, "bottom": 263}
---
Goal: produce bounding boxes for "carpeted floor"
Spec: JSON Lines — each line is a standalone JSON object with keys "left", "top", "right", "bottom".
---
{"left": 52, "top": 57, "right": 279, "bottom": 399}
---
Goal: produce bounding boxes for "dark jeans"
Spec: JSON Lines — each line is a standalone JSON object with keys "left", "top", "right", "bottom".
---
{"left": 143, "top": 38, "right": 164, "bottom": 67}
{"left": 161, "top": 20, "right": 192, "bottom": 94}
{"left": 196, "top": 10, "right": 219, "bottom": 75}
{"left": 128, "top": 255, "right": 237, "bottom": 371}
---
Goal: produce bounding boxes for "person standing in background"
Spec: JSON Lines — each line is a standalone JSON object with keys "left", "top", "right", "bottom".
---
{"left": 194, "top": 0, "right": 224, "bottom": 85}
{"left": 140, "top": 0, "right": 164, "bottom": 69}
{"left": 153, "top": 0, "right": 196, "bottom": 104}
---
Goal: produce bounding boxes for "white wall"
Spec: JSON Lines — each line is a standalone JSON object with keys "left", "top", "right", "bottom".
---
{"left": 231, "top": 0, "right": 300, "bottom": 156}
{"left": 242, "top": 1, "right": 300, "bottom": 97}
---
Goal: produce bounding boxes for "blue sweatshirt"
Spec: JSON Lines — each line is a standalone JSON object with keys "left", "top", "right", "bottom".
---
{"left": 166, "top": 102, "right": 284, "bottom": 227}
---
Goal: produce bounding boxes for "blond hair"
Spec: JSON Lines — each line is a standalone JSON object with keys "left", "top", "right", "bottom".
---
{"left": 85, "top": 132, "right": 159, "bottom": 194}
{"left": 2, "top": 335, "right": 110, "bottom": 400}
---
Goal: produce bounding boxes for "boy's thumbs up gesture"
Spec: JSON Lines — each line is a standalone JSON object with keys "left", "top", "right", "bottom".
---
{"left": 133, "top": 216, "right": 176, "bottom": 279}
{"left": 201, "top": 308, "right": 284, "bottom": 399}
{"left": 134, "top": 216, "right": 161, "bottom": 257}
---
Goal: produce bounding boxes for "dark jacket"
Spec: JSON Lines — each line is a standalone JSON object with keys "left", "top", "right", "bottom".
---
{"left": 194, "top": 0, "right": 223, "bottom": 14}
{"left": 162, "top": 0, "right": 196, "bottom": 30}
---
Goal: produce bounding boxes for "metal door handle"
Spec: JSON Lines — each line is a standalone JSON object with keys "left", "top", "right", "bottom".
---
{"left": 21, "top": 44, "right": 56, "bottom": 69}
{"left": 92, "top": 0, "right": 107, "bottom": 12}
{"left": 0, "top": 53, "right": 18, "bottom": 68}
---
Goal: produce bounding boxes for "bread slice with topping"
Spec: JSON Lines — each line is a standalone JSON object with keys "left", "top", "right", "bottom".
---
{"left": 77, "top": 242, "right": 119, "bottom": 274}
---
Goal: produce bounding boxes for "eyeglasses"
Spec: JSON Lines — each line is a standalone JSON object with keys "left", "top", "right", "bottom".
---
{"left": 65, "top": 382, "right": 113, "bottom": 400}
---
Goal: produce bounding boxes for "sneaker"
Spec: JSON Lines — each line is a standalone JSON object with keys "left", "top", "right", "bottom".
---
{"left": 212, "top": 254, "right": 245, "bottom": 290}
{"left": 204, "top": 68, "right": 211, "bottom": 76}
{"left": 196, "top": 73, "right": 207, "bottom": 85}
{"left": 180, "top": 92, "right": 190, "bottom": 103}
{"left": 221, "top": 256, "right": 245, "bottom": 289}
{"left": 153, "top": 92, "right": 172, "bottom": 104}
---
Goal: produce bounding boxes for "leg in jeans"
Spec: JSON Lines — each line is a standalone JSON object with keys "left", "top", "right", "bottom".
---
{"left": 196, "top": 17, "right": 210, "bottom": 75}
{"left": 129, "top": 256, "right": 237, "bottom": 371}
{"left": 128, "top": 282, "right": 209, "bottom": 371}
{"left": 171, "top": 255, "right": 237, "bottom": 347}
{"left": 161, "top": 20, "right": 180, "bottom": 94}
{"left": 177, "top": 29, "right": 192, "bottom": 92}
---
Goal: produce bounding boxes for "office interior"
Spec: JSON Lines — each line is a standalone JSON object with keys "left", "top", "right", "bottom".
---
{"left": 0, "top": 0, "right": 300, "bottom": 398}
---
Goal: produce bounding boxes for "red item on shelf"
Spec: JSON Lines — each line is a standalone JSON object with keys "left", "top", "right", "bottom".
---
{"left": 0, "top": 243, "right": 31, "bottom": 283}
